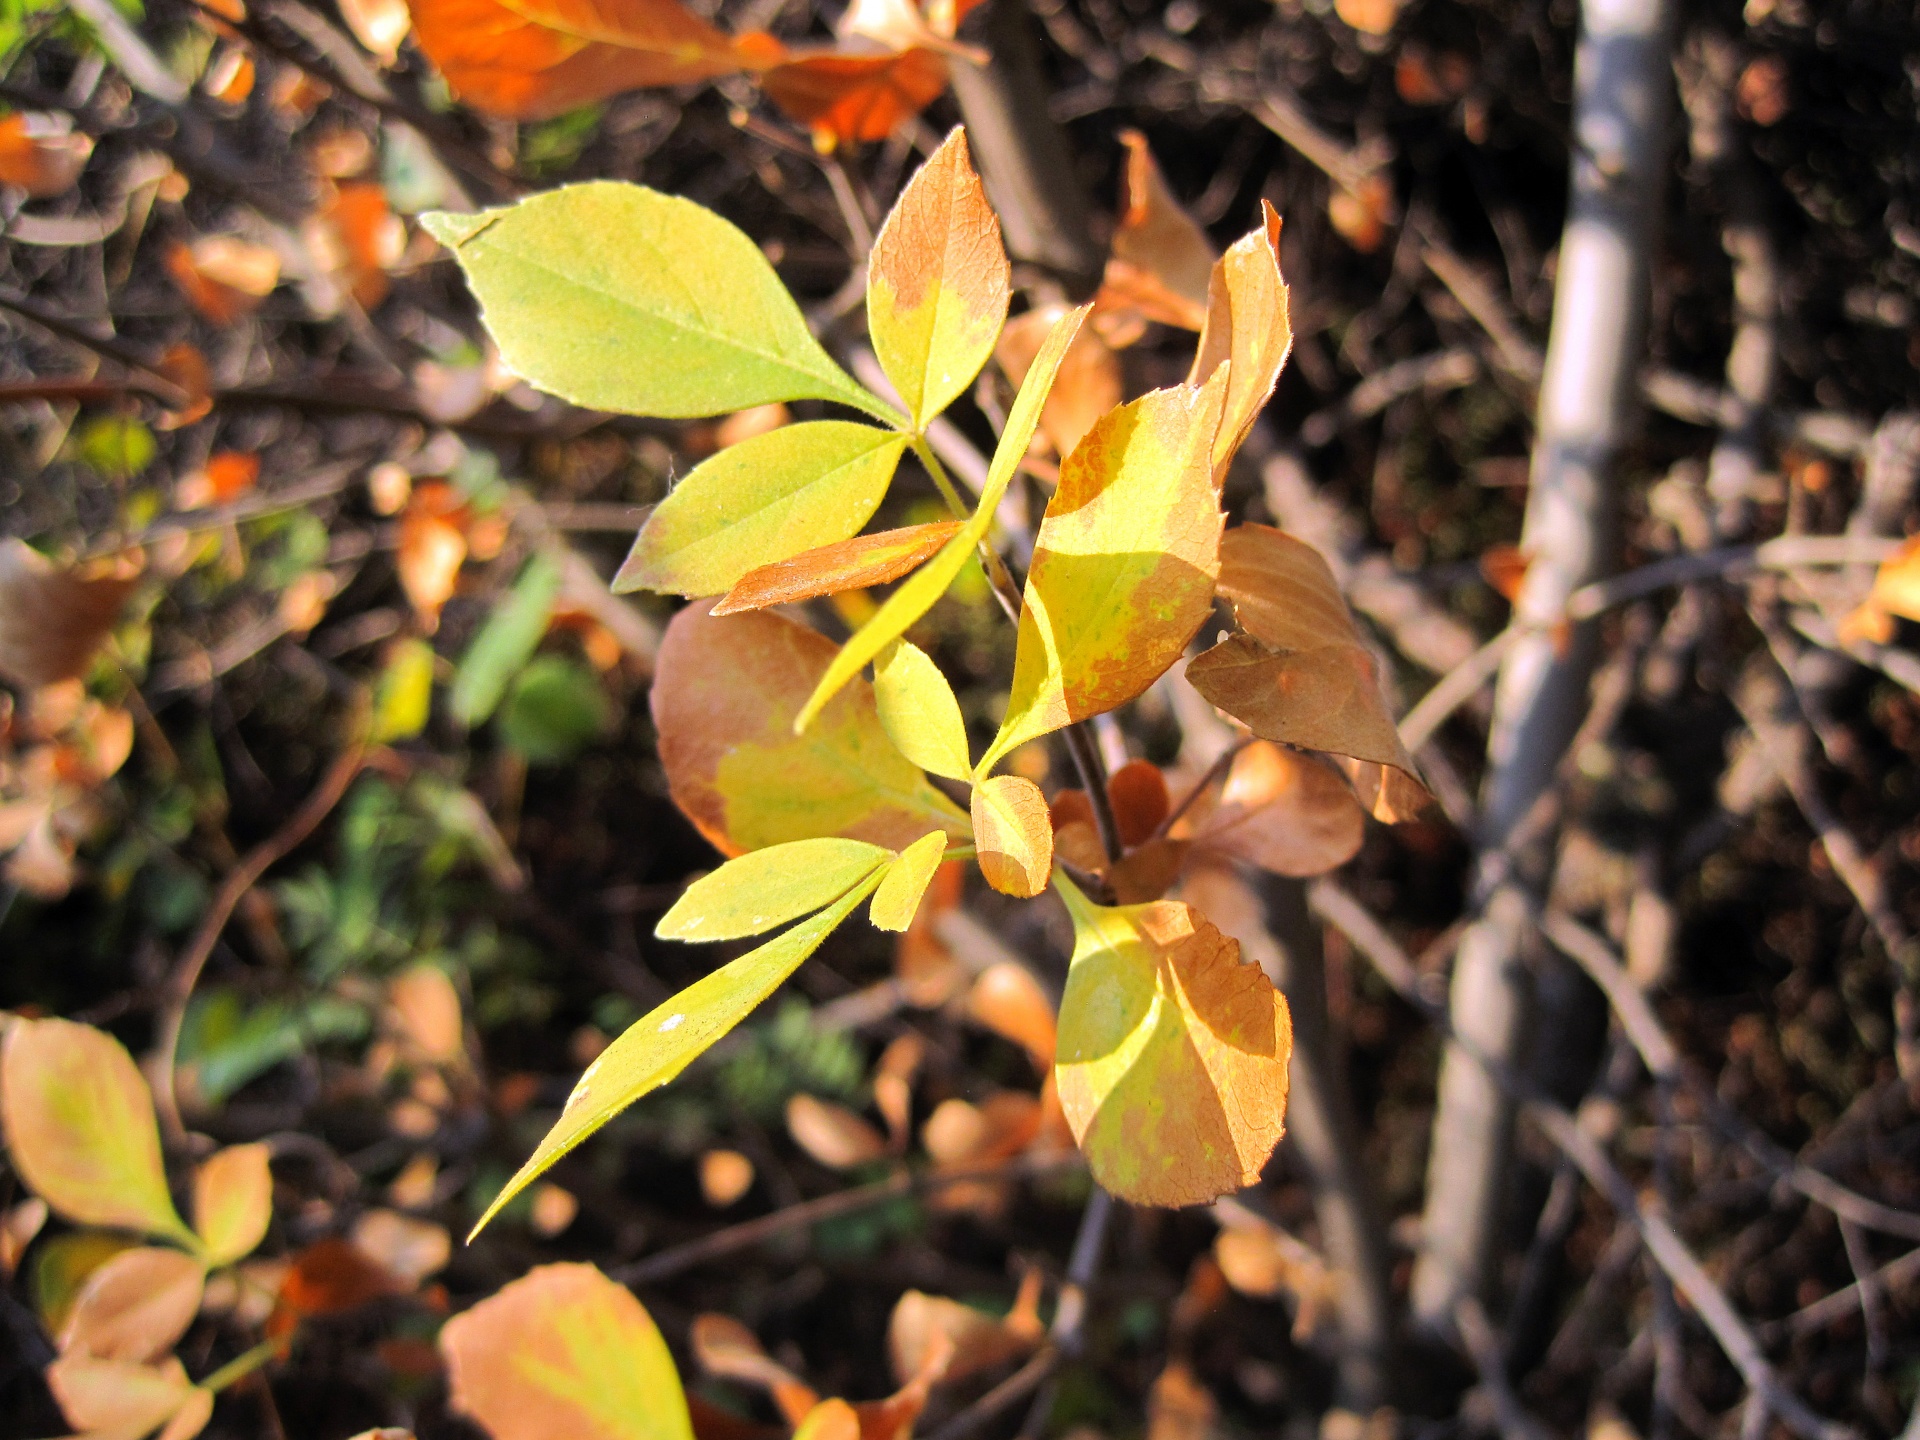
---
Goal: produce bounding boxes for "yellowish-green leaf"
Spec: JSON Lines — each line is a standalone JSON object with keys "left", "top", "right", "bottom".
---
{"left": 615, "top": 422, "right": 908, "bottom": 597}
{"left": 371, "top": 638, "right": 436, "bottom": 743}
{"left": 870, "top": 829, "right": 949, "bottom": 932}
{"left": 471, "top": 876, "right": 880, "bottom": 1237}
{"left": 794, "top": 305, "right": 1090, "bottom": 733}
{"left": 424, "top": 186, "right": 898, "bottom": 423}
{"left": 874, "top": 639, "right": 969, "bottom": 780}
{"left": 868, "top": 128, "right": 1010, "bottom": 431}
{"left": 192, "top": 1143, "right": 272, "bottom": 1268}
{"left": 1188, "top": 202, "right": 1291, "bottom": 484}
{"left": 657, "top": 838, "right": 892, "bottom": 942}
{"left": 0, "top": 1018, "right": 196, "bottom": 1248}
{"left": 441, "top": 1262, "right": 692, "bottom": 1440}
{"left": 1053, "top": 878, "right": 1292, "bottom": 1207}
{"left": 452, "top": 552, "right": 562, "bottom": 725}
{"left": 981, "top": 374, "right": 1229, "bottom": 773}
{"left": 653, "top": 603, "right": 969, "bottom": 856}
{"left": 970, "top": 774, "right": 1052, "bottom": 899}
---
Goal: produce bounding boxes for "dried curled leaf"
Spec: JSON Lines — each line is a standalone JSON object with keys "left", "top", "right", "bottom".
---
{"left": 0, "top": 541, "right": 140, "bottom": 689}
{"left": 1099, "top": 131, "right": 1215, "bottom": 332}
{"left": 1187, "top": 203, "right": 1291, "bottom": 484}
{"left": 1053, "top": 882, "right": 1292, "bottom": 1207}
{"left": 1184, "top": 742, "right": 1364, "bottom": 878}
{"left": 652, "top": 603, "right": 969, "bottom": 857}
{"left": 887, "top": 1274, "right": 1043, "bottom": 1388}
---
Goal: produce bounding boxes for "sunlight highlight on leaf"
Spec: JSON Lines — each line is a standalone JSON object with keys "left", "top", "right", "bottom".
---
{"left": 713, "top": 521, "right": 963, "bottom": 616}
{"left": 656, "top": 837, "right": 892, "bottom": 942}
{"left": 870, "top": 829, "right": 950, "bottom": 932}
{"left": 1187, "top": 202, "right": 1292, "bottom": 484}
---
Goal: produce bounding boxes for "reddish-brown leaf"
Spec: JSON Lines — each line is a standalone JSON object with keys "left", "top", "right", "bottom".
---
{"left": 760, "top": 47, "right": 950, "bottom": 148}
{"left": 1106, "top": 759, "right": 1170, "bottom": 847}
{"left": 712, "top": 522, "right": 961, "bottom": 615}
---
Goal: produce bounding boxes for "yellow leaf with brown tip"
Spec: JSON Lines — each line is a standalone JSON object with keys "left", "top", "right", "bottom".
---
{"left": 970, "top": 775, "right": 1052, "bottom": 898}
{"left": 1053, "top": 881, "right": 1292, "bottom": 1207}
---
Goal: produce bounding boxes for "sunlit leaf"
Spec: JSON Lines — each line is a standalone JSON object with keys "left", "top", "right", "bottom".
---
{"left": 870, "top": 829, "right": 949, "bottom": 932}
{"left": 615, "top": 422, "right": 907, "bottom": 597}
{"left": 350, "top": 1209, "right": 451, "bottom": 1288}
{"left": 193, "top": 1143, "right": 272, "bottom": 1268}
{"left": 59, "top": 1246, "right": 206, "bottom": 1363}
{"left": 970, "top": 774, "right": 1051, "bottom": 898}
{"left": 1187, "top": 203, "right": 1291, "bottom": 484}
{"left": 0, "top": 112, "right": 92, "bottom": 197}
{"left": 0, "top": 1018, "right": 197, "bottom": 1247}
{"left": 867, "top": 128, "right": 1009, "bottom": 431}
{"left": 472, "top": 877, "right": 879, "bottom": 1235}
{"left": 1098, "top": 131, "right": 1215, "bottom": 332}
{"left": 386, "top": 964, "right": 466, "bottom": 1066}
{"left": 795, "top": 305, "right": 1090, "bottom": 732}
{"left": 653, "top": 603, "right": 969, "bottom": 856}
{"left": 712, "top": 521, "right": 961, "bottom": 616}
{"left": 657, "top": 837, "right": 892, "bottom": 942}
{"left": 339, "top": 0, "right": 412, "bottom": 62}
{"left": 981, "top": 375, "right": 1228, "bottom": 771}
{"left": 1183, "top": 525, "right": 1428, "bottom": 820}
{"left": 761, "top": 48, "right": 950, "bottom": 149}
{"left": 874, "top": 639, "right": 970, "bottom": 781}
{"left": 408, "top": 0, "right": 753, "bottom": 119}
{"left": 453, "top": 552, "right": 563, "bottom": 725}
{"left": 1053, "top": 880, "right": 1292, "bottom": 1207}
{"left": 1184, "top": 742, "right": 1364, "bottom": 877}
{"left": 424, "top": 185, "right": 890, "bottom": 421}
{"left": 441, "top": 1263, "right": 693, "bottom": 1440}
{"left": 0, "top": 541, "right": 140, "bottom": 689}
{"left": 793, "top": 1399, "right": 860, "bottom": 1440}
{"left": 786, "top": 1093, "right": 888, "bottom": 1170}
{"left": 163, "top": 236, "right": 280, "bottom": 326}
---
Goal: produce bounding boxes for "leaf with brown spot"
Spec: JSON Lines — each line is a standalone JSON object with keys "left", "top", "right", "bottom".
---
{"left": 59, "top": 1246, "right": 206, "bottom": 1362}
{"left": 1053, "top": 882, "right": 1292, "bottom": 1207}
{"left": 0, "top": 541, "right": 140, "bottom": 689}
{"left": 712, "top": 522, "right": 960, "bottom": 615}
{"left": 868, "top": 129, "right": 1008, "bottom": 430}
{"left": 1098, "top": 131, "right": 1215, "bottom": 332}
{"left": 1184, "top": 742, "right": 1364, "bottom": 877}
{"left": 970, "top": 775, "right": 1052, "bottom": 898}
{"left": 1186, "top": 203, "right": 1291, "bottom": 484}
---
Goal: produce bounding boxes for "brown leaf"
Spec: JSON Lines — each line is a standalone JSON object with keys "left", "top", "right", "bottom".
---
{"left": 894, "top": 857, "right": 965, "bottom": 1004}
{"left": 1106, "top": 837, "right": 1188, "bottom": 904}
{"left": 921, "top": 1091, "right": 1042, "bottom": 1166}
{"left": 691, "top": 1313, "right": 818, "bottom": 1425}
{"left": 1736, "top": 54, "right": 1789, "bottom": 126}
{"left": 278, "top": 1237, "right": 408, "bottom": 1318}
{"left": 995, "top": 305, "right": 1123, "bottom": 460}
{"left": 965, "top": 962, "right": 1055, "bottom": 1066}
{"left": 971, "top": 775, "right": 1053, "bottom": 898}
{"left": 385, "top": 964, "right": 465, "bottom": 1066}
{"left": 886, "top": 1272, "right": 1043, "bottom": 1388}
{"left": 786, "top": 1094, "right": 888, "bottom": 1170}
{"left": 1186, "top": 202, "right": 1291, "bottom": 485}
{"left": 698, "top": 1148, "right": 756, "bottom": 1208}
{"left": 59, "top": 1246, "right": 206, "bottom": 1363}
{"left": 1106, "top": 759, "right": 1170, "bottom": 847}
{"left": 407, "top": 0, "right": 754, "bottom": 119}
{"left": 713, "top": 522, "right": 962, "bottom": 616}
{"left": 310, "top": 181, "right": 406, "bottom": 308}
{"left": 1099, "top": 131, "right": 1215, "bottom": 332}
{"left": 0, "top": 112, "right": 93, "bottom": 198}
{"left": 0, "top": 542, "right": 141, "bottom": 689}
{"left": 1327, "top": 175, "right": 1394, "bottom": 254}
{"left": 528, "top": 1182, "right": 579, "bottom": 1238}
{"left": 1210, "top": 1206, "right": 1338, "bottom": 1341}
{"left": 1185, "top": 742, "right": 1364, "bottom": 877}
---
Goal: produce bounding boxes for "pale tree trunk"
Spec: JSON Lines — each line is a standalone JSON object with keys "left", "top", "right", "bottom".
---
{"left": 1411, "top": 0, "right": 1676, "bottom": 1329}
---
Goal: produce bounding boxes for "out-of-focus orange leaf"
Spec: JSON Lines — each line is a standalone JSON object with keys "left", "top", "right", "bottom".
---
{"left": 59, "top": 1246, "right": 206, "bottom": 1363}
{"left": 349, "top": 1210, "right": 449, "bottom": 1289}
{"left": 1187, "top": 202, "right": 1291, "bottom": 484}
{"left": 528, "top": 1183, "right": 579, "bottom": 1238}
{"left": 1098, "top": 131, "right": 1215, "bottom": 332}
{"left": 995, "top": 304, "right": 1122, "bottom": 460}
{"left": 163, "top": 235, "right": 280, "bottom": 325}
{"left": 1184, "top": 524, "right": 1428, "bottom": 822}
{"left": 0, "top": 542, "right": 140, "bottom": 689}
{"left": 175, "top": 451, "right": 259, "bottom": 511}
{"left": 1107, "top": 836, "right": 1188, "bottom": 904}
{"left": 1394, "top": 47, "right": 1472, "bottom": 104}
{"left": 873, "top": 1033, "right": 925, "bottom": 1150}
{"left": 894, "top": 857, "right": 965, "bottom": 1004}
{"left": 0, "top": 112, "right": 93, "bottom": 197}
{"left": 1334, "top": 0, "right": 1400, "bottom": 35}
{"left": 203, "top": 47, "right": 256, "bottom": 104}
{"left": 1736, "top": 54, "right": 1789, "bottom": 126}
{"left": 277, "top": 1237, "right": 407, "bottom": 1320}
{"left": 887, "top": 1272, "right": 1043, "bottom": 1388}
{"left": 691, "top": 1313, "right": 819, "bottom": 1426}
{"left": 965, "top": 962, "right": 1055, "bottom": 1066}
{"left": 971, "top": 774, "right": 1052, "bottom": 898}
{"left": 385, "top": 963, "right": 466, "bottom": 1066}
{"left": 1146, "top": 1361, "right": 1216, "bottom": 1440}
{"left": 339, "top": 0, "right": 411, "bottom": 63}
{"left": 155, "top": 343, "right": 213, "bottom": 430}
{"left": 0, "top": 1197, "right": 47, "bottom": 1278}
{"left": 1210, "top": 1204, "right": 1337, "bottom": 1341}
{"left": 269, "top": 68, "right": 331, "bottom": 120}
{"left": 192, "top": 1143, "right": 272, "bottom": 1268}
{"left": 712, "top": 522, "right": 962, "bottom": 616}
{"left": 396, "top": 481, "right": 470, "bottom": 630}
{"left": 786, "top": 1093, "right": 888, "bottom": 1170}
{"left": 1479, "top": 543, "right": 1530, "bottom": 603}
{"left": 1184, "top": 742, "right": 1365, "bottom": 878}
{"left": 1107, "top": 759, "right": 1169, "bottom": 847}
{"left": 652, "top": 603, "right": 969, "bottom": 855}
{"left": 1839, "top": 535, "right": 1920, "bottom": 647}
{"left": 1327, "top": 174, "right": 1394, "bottom": 253}
{"left": 407, "top": 0, "right": 755, "bottom": 120}
{"left": 921, "top": 1091, "right": 1042, "bottom": 1166}
{"left": 45, "top": 1355, "right": 208, "bottom": 1440}
{"left": 698, "top": 1148, "right": 756, "bottom": 1207}
{"left": 309, "top": 181, "right": 406, "bottom": 308}
{"left": 761, "top": 47, "right": 951, "bottom": 150}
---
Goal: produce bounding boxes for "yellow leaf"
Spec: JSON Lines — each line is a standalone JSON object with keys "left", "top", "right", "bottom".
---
{"left": 970, "top": 775, "right": 1052, "bottom": 898}
{"left": 441, "top": 1263, "right": 693, "bottom": 1440}
{"left": 652, "top": 603, "right": 969, "bottom": 856}
{"left": 794, "top": 1399, "right": 861, "bottom": 1440}
{"left": 875, "top": 639, "right": 970, "bottom": 780}
{"left": 193, "top": 1143, "right": 272, "bottom": 1268}
{"left": 0, "top": 1018, "right": 197, "bottom": 1247}
{"left": 712, "top": 521, "right": 961, "bottom": 615}
{"left": 982, "top": 375, "right": 1228, "bottom": 772}
{"left": 657, "top": 837, "right": 893, "bottom": 941}
{"left": 59, "top": 1246, "right": 206, "bottom": 1363}
{"left": 1187, "top": 203, "right": 1292, "bottom": 484}
{"left": 870, "top": 829, "right": 951, "bottom": 932}
{"left": 1053, "top": 880, "right": 1292, "bottom": 1207}
{"left": 868, "top": 128, "right": 1010, "bottom": 431}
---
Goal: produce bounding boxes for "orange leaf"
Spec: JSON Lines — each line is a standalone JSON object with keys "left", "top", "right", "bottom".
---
{"left": 691, "top": 1313, "right": 819, "bottom": 1426}
{"left": 311, "top": 181, "right": 406, "bottom": 308}
{"left": 1146, "top": 1361, "right": 1216, "bottom": 1440}
{"left": 1187, "top": 201, "right": 1291, "bottom": 484}
{"left": 407, "top": 0, "right": 752, "bottom": 119}
{"left": 176, "top": 450, "right": 260, "bottom": 510}
{"left": 886, "top": 1274, "right": 1042, "bottom": 1388}
{"left": 699, "top": 1148, "right": 756, "bottom": 1207}
{"left": 163, "top": 236, "right": 280, "bottom": 325}
{"left": 970, "top": 774, "right": 1053, "bottom": 898}
{"left": 712, "top": 521, "right": 962, "bottom": 615}
{"left": 921, "top": 1091, "right": 1042, "bottom": 1167}
{"left": 965, "top": 962, "right": 1056, "bottom": 1066}
{"left": 996, "top": 305, "right": 1122, "bottom": 460}
{"left": 277, "top": 1237, "right": 407, "bottom": 1318}
{"left": 761, "top": 47, "right": 950, "bottom": 148}
{"left": 59, "top": 1246, "right": 206, "bottom": 1363}
{"left": 396, "top": 481, "right": 470, "bottom": 629}
{"left": 0, "top": 541, "right": 140, "bottom": 689}
{"left": 155, "top": 343, "right": 213, "bottom": 430}
{"left": 1185, "top": 742, "right": 1364, "bottom": 877}
{"left": 1865, "top": 535, "right": 1920, "bottom": 625}
{"left": 385, "top": 963, "right": 466, "bottom": 1065}
{"left": 193, "top": 1143, "right": 272, "bottom": 1267}
{"left": 1334, "top": 0, "right": 1401, "bottom": 34}
{"left": 203, "top": 47, "right": 256, "bottom": 104}
{"left": 1327, "top": 174, "right": 1394, "bottom": 253}
{"left": 1478, "top": 543, "right": 1530, "bottom": 603}
{"left": 652, "top": 602, "right": 969, "bottom": 856}
{"left": 873, "top": 1033, "right": 924, "bottom": 1149}
{"left": 1106, "top": 759, "right": 1169, "bottom": 847}
{"left": 786, "top": 1093, "right": 889, "bottom": 1170}
{"left": 894, "top": 857, "right": 965, "bottom": 1003}
{"left": 0, "top": 112, "right": 93, "bottom": 198}
{"left": 350, "top": 1209, "right": 450, "bottom": 1288}
{"left": 1097, "top": 131, "right": 1215, "bottom": 332}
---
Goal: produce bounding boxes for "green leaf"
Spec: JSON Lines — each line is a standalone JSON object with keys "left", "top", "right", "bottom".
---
{"left": 423, "top": 185, "right": 899, "bottom": 423}
{"left": 614, "top": 422, "right": 907, "bottom": 597}
{"left": 874, "top": 639, "right": 969, "bottom": 780}
{"left": 656, "top": 838, "right": 892, "bottom": 942}
{"left": 793, "top": 304, "right": 1090, "bottom": 733}
{"left": 869, "top": 829, "right": 948, "bottom": 932}
{"left": 471, "top": 875, "right": 882, "bottom": 1237}
{"left": 371, "top": 638, "right": 437, "bottom": 743}
{"left": 74, "top": 415, "right": 155, "bottom": 481}
{"left": 499, "top": 654, "right": 611, "bottom": 763}
{"left": 452, "top": 553, "right": 562, "bottom": 725}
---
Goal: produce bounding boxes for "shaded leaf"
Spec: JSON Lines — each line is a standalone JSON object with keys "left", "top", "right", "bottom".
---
{"left": 1053, "top": 881, "right": 1292, "bottom": 1207}
{"left": 965, "top": 962, "right": 1055, "bottom": 1066}
{"left": 1184, "top": 742, "right": 1363, "bottom": 877}
{"left": 699, "top": 1149, "right": 755, "bottom": 1208}
{"left": 970, "top": 775, "right": 1052, "bottom": 898}
{"left": 0, "top": 1018, "right": 196, "bottom": 1247}
{"left": 59, "top": 1246, "right": 206, "bottom": 1363}
{"left": 278, "top": 1236, "right": 408, "bottom": 1318}
{"left": 0, "top": 541, "right": 140, "bottom": 689}
{"left": 795, "top": 305, "right": 1090, "bottom": 732}
{"left": 691, "top": 1314, "right": 818, "bottom": 1425}
{"left": 407, "top": 0, "right": 752, "bottom": 119}
{"left": 1099, "top": 131, "right": 1215, "bottom": 332}
{"left": 653, "top": 603, "right": 969, "bottom": 856}
{"left": 867, "top": 128, "right": 1009, "bottom": 431}
{"left": 870, "top": 829, "right": 949, "bottom": 932}
{"left": 981, "top": 376, "right": 1228, "bottom": 771}
{"left": 657, "top": 838, "right": 892, "bottom": 942}
{"left": 193, "top": 1143, "right": 272, "bottom": 1268}
{"left": 786, "top": 1093, "right": 888, "bottom": 1170}
{"left": 46, "top": 1355, "right": 198, "bottom": 1440}
{"left": 616, "top": 422, "right": 906, "bottom": 597}
{"left": 424, "top": 185, "right": 887, "bottom": 420}
{"left": 1187, "top": 203, "right": 1291, "bottom": 484}
{"left": 1146, "top": 1361, "right": 1217, "bottom": 1440}
{"left": 996, "top": 304, "right": 1122, "bottom": 459}
{"left": 441, "top": 1262, "right": 693, "bottom": 1440}
{"left": 386, "top": 964, "right": 466, "bottom": 1066}
{"left": 1107, "top": 759, "right": 1170, "bottom": 847}
{"left": 874, "top": 640, "right": 970, "bottom": 780}
{"left": 472, "top": 878, "right": 879, "bottom": 1236}
{"left": 453, "top": 553, "right": 563, "bottom": 725}
{"left": 499, "top": 655, "right": 611, "bottom": 763}
{"left": 712, "top": 521, "right": 961, "bottom": 616}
